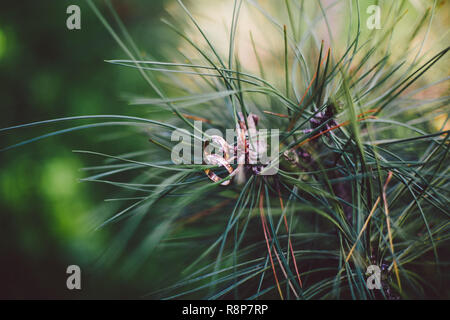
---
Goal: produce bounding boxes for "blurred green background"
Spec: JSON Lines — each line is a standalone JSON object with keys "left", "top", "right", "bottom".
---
{"left": 0, "top": 0, "right": 173, "bottom": 299}
{"left": 0, "top": 0, "right": 448, "bottom": 299}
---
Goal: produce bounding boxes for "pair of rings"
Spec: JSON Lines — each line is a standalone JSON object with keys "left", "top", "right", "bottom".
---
{"left": 203, "top": 113, "right": 261, "bottom": 186}
{"left": 203, "top": 136, "right": 234, "bottom": 186}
